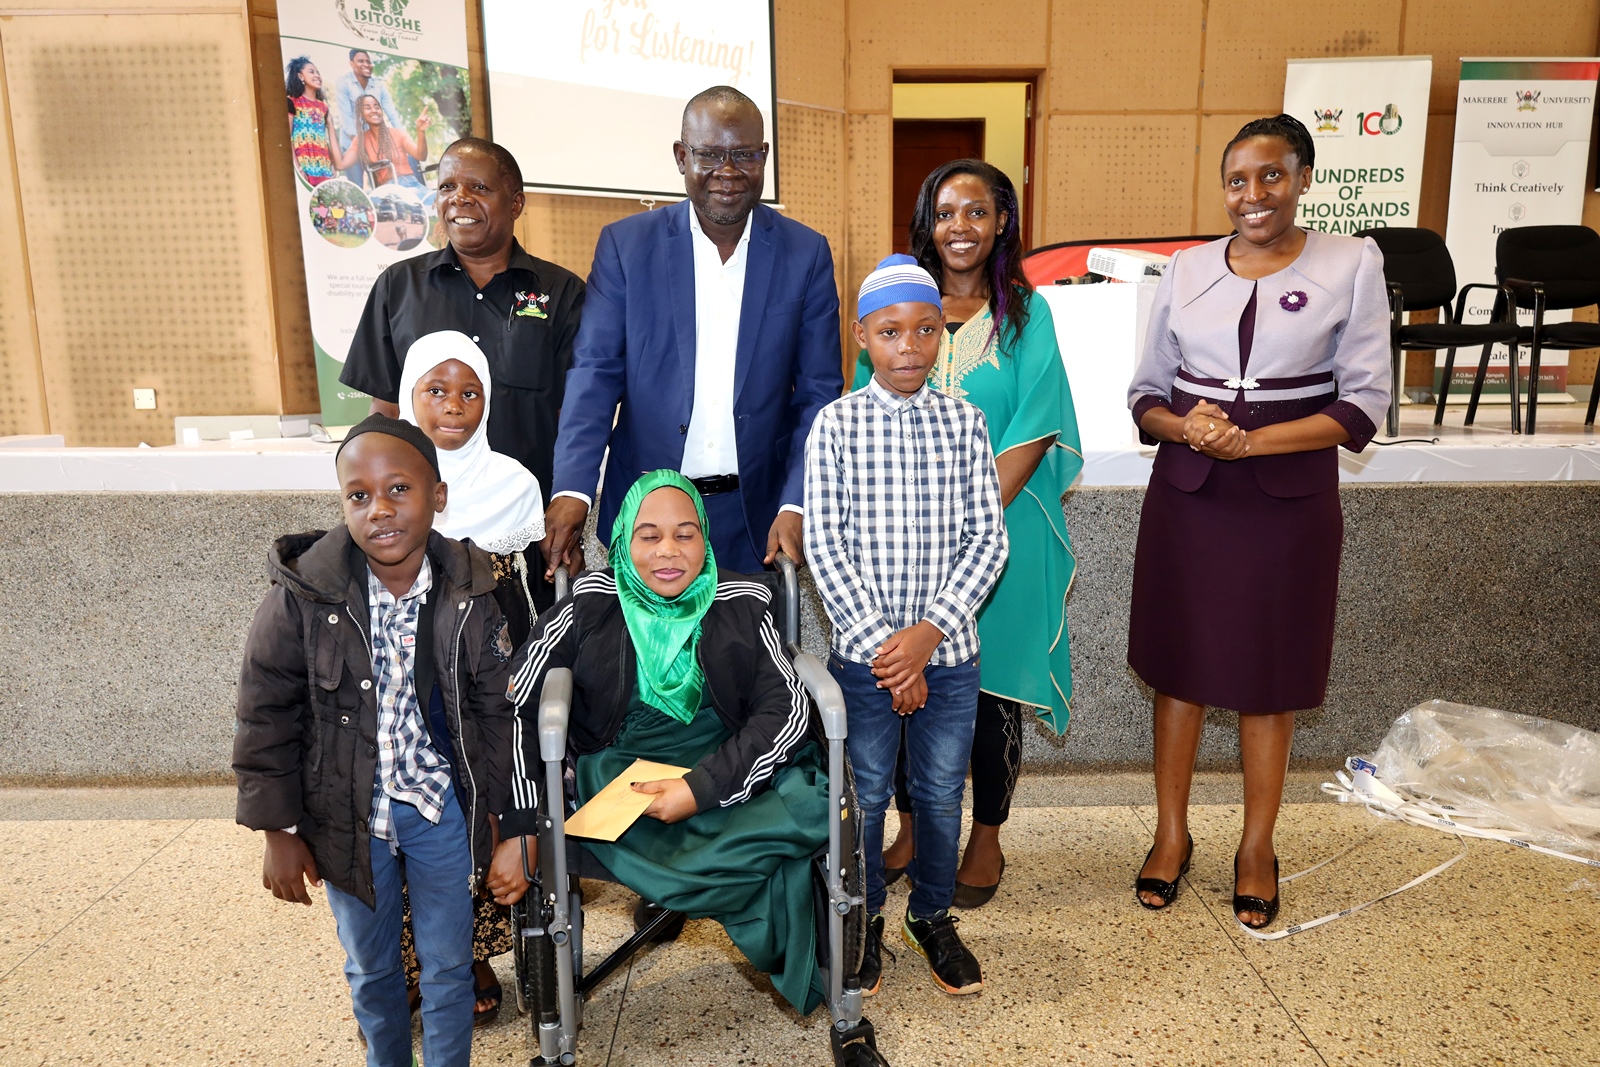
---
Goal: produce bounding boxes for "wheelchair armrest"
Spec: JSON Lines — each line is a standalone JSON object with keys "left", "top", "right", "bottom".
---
{"left": 792, "top": 651, "right": 847, "bottom": 740}
{"left": 538, "top": 668, "right": 574, "bottom": 763}
{"left": 774, "top": 551, "right": 800, "bottom": 649}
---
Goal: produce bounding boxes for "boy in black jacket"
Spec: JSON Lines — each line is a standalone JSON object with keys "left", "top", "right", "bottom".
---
{"left": 234, "top": 414, "right": 514, "bottom": 1067}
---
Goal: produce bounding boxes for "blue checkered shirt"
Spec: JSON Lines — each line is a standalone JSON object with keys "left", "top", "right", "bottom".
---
{"left": 366, "top": 558, "right": 451, "bottom": 843}
{"left": 803, "top": 378, "right": 1008, "bottom": 666}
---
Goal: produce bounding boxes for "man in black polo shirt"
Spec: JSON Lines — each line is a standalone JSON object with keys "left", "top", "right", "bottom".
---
{"left": 341, "top": 137, "right": 583, "bottom": 607}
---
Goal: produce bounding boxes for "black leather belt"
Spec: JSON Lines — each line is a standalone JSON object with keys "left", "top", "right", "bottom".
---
{"left": 689, "top": 474, "right": 740, "bottom": 496}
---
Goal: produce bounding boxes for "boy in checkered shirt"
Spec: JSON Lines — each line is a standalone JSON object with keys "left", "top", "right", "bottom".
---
{"left": 803, "top": 254, "right": 1008, "bottom": 999}
{"left": 234, "top": 414, "right": 514, "bottom": 1067}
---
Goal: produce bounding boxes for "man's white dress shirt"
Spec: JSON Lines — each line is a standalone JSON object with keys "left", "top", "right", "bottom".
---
{"left": 679, "top": 208, "right": 749, "bottom": 479}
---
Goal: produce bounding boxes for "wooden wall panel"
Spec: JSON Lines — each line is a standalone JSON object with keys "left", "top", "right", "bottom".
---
{"left": 1049, "top": 0, "right": 1204, "bottom": 112}
{"left": 1044, "top": 115, "right": 1197, "bottom": 242}
{"left": 1193, "top": 112, "right": 1259, "bottom": 234}
{"left": 463, "top": 0, "right": 488, "bottom": 136}
{"left": 846, "top": 0, "right": 1050, "bottom": 112}
{"left": 516, "top": 195, "right": 643, "bottom": 283}
{"left": 846, "top": 112, "right": 891, "bottom": 303}
{"left": 775, "top": 0, "right": 847, "bottom": 110}
{"left": 1202, "top": 0, "right": 1403, "bottom": 112}
{"left": 777, "top": 104, "right": 847, "bottom": 273}
{"left": 0, "top": 34, "right": 45, "bottom": 436}
{"left": 248, "top": 11, "right": 316, "bottom": 415}
{"left": 2, "top": 11, "right": 278, "bottom": 446}
{"left": 1404, "top": 0, "right": 1600, "bottom": 112}
{"left": 1416, "top": 113, "right": 1456, "bottom": 237}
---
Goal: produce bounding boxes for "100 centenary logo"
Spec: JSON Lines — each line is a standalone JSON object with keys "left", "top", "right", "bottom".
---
{"left": 337, "top": 0, "right": 425, "bottom": 50}
{"left": 1308, "top": 105, "right": 1403, "bottom": 136}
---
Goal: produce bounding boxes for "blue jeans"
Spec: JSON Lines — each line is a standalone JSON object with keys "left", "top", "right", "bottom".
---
{"left": 830, "top": 654, "right": 980, "bottom": 917}
{"left": 325, "top": 788, "right": 475, "bottom": 1067}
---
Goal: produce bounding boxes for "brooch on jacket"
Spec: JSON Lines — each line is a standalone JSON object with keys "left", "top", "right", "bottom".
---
{"left": 1225, "top": 376, "right": 1261, "bottom": 390}
{"left": 1279, "top": 290, "right": 1309, "bottom": 312}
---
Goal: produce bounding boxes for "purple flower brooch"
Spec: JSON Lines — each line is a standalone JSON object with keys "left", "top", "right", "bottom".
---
{"left": 1280, "top": 290, "right": 1309, "bottom": 312}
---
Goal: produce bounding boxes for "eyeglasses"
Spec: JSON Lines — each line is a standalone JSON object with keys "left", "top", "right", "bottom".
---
{"left": 682, "top": 145, "right": 768, "bottom": 171}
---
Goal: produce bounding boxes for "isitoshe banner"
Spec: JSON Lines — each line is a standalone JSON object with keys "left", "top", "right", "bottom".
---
{"left": 278, "top": 0, "right": 472, "bottom": 429}
{"left": 1442, "top": 58, "right": 1600, "bottom": 400}
{"left": 1284, "top": 56, "right": 1433, "bottom": 235}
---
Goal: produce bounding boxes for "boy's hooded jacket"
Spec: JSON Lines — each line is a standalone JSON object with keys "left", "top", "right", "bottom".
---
{"left": 234, "top": 525, "right": 515, "bottom": 907}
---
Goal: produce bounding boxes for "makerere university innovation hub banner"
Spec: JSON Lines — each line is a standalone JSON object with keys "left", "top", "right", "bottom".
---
{"left": 1442, "top": 58, "right": 1600, "bottom": 399}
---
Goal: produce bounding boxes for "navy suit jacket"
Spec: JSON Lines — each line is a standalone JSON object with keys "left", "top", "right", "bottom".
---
{"left": 553, "top": 200, "right": 842, "bottom": 546}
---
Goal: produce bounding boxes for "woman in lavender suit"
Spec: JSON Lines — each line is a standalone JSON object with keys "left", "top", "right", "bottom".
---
{"left": 1126, "top": 115, "right": 1390, "bottom": 929}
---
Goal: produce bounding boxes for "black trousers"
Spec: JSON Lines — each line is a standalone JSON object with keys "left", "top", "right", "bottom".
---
{"left": 894, "top": 691, "right": 1023, "bottom": 826}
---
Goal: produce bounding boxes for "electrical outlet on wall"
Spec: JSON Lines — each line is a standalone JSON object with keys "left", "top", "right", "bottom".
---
{"left": 132, "top": 388, "right": 156, "bottom": 410}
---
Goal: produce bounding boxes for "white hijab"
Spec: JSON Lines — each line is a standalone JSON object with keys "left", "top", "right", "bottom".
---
{"left": 397, "top": 331, "right": 545, "bottom": 555}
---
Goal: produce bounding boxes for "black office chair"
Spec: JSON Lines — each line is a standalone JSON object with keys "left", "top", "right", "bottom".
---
{"left": 1495, "top": 225, "right": 1600, "bottom": 435}
{"left": 1355, "top": 227, "right": 1519, "bottom": 435}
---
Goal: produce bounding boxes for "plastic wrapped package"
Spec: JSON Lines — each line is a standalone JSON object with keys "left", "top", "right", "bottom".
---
{"left": 1362, "top": 699, "right": 1600, "bottom": 861}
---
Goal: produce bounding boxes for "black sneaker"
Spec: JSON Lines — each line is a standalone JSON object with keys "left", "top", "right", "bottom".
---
{"left": 901, "top": 910, "right": 982, "bottom": 995}
{"left": 858, "top": 914, "right": 885, "bottom": 996}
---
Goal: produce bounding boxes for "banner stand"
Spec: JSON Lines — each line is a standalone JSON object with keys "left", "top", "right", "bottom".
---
{"left": 277, "top": 0, "right": 475, "bottom": 431}
{"left": 1442, "top": 58, "right": 1600, "bottom": 404}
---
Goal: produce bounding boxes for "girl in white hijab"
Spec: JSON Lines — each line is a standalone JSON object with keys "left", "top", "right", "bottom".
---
{"left": 395, "top": 329, "right": 545, "bottom": 1026}
{"left": 399, "top": 329, "right": 546, "bottom": 556}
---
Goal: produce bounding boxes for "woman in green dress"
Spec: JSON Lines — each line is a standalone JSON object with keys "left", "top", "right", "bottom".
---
{"left": 861, "top": 160, "right": 1081, "bottom": 907}
{"left": 488, "top": 470, "right": 830, "bottom": 1014}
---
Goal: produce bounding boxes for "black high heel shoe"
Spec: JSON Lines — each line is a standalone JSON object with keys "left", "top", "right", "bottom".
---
{"left": 1232, "top": 853, "right": 1280, "bottom": 929}
{"left": 1134, "top": 833, "right": 1193, "bottom": 910}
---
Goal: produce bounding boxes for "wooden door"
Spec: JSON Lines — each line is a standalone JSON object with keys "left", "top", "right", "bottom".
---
{"left": 892, "top": 119, "right": 984, "bottom": 255}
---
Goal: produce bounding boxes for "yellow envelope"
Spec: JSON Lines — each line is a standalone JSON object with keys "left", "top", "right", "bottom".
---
{"left": 563, "top": 758, "right": 691, "bottom": 841}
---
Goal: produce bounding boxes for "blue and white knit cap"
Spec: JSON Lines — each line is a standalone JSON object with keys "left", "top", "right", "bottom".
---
{"left": 857, "top": 253, "right": 942, "bottom": 320}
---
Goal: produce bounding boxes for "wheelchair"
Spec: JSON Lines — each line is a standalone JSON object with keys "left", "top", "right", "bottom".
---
{"left": 508, "top": 556, "right": 891, "bottom": 1066}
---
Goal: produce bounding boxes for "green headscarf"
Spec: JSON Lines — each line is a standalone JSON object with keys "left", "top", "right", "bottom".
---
{"left": 608, "top": 470, "right": 718, "bottom": 724}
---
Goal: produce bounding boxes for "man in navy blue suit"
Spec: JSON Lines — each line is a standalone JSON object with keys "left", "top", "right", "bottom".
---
{"left": 542, "top": 86, "right": 842, "bottom": 576}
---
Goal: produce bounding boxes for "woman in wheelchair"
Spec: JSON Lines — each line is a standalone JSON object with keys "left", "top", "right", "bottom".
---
{"left": 486, "top": 470, "right": 832, "bottom": 1015}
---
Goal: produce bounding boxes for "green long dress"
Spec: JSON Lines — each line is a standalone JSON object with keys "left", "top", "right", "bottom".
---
{"left": 852, "top": 290, "right": 1082, "bottom": 731}
{"left": 575, "top": 695, "right": 830, "bottom": 1014}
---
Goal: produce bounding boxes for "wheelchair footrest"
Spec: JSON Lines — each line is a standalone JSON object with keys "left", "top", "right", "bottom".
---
{"left": 831, "top": 1016, "right": 891, "bottom": 1067}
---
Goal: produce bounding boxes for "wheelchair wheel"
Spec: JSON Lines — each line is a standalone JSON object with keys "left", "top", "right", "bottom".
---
{"left": 510, "top": 814, "right": 563, "bottom": 1053}
{"left": 837, "top": 751, "right": 868, "bottom": 977}
{"left": 814, "top": 747, "right": 868, "bottom": 981}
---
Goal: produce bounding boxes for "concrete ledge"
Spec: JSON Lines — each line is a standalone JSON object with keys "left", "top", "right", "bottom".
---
{"left": 1, "top": 485, "right": 1596, "bottom": 781}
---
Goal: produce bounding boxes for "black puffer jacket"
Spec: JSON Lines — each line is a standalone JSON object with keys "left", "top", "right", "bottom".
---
{"left": 499, "top": 568, "right": 811, "bottom": 838}
{"left": 233, "top": 526, "right": 515, "bottom": 907}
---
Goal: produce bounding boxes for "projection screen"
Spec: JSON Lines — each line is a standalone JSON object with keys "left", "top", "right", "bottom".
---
{"left": 482, "top": 0, "right": 779, "bottom": 202}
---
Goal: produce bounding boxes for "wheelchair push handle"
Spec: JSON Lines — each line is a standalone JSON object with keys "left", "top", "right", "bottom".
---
{"left": 791, "top": 651, "right": 847, "bottom": 741}
{"left": 538, "top": 668, "right": 574, "bottom": 763}
{"left": 774, "top": 550, "right": 801, "bottom": 650}
{"left": 554, "top": 563, "right": 570, "bottom": 603}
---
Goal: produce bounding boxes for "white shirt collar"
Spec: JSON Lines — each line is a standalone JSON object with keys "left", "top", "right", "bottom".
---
{"left": 867, "top": 375, "right": 931, "bottom": 412}
{"left": 368, "top": 554, "right": 433, "bottom": 606}
{"left": 687, "top": 205, "right": 753, "bottom": 258}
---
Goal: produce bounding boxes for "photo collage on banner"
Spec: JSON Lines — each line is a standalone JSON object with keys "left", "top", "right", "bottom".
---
{"left": 1443, "top": 58, "right": 1600, "bottom": 399}
{"left": 279, "top": 0, "right": 472, "bottom": 429}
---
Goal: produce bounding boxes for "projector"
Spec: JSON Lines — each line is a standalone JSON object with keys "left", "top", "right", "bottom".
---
{"left": 1086, "top": 247, "right": 1170, "bottom": 283}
